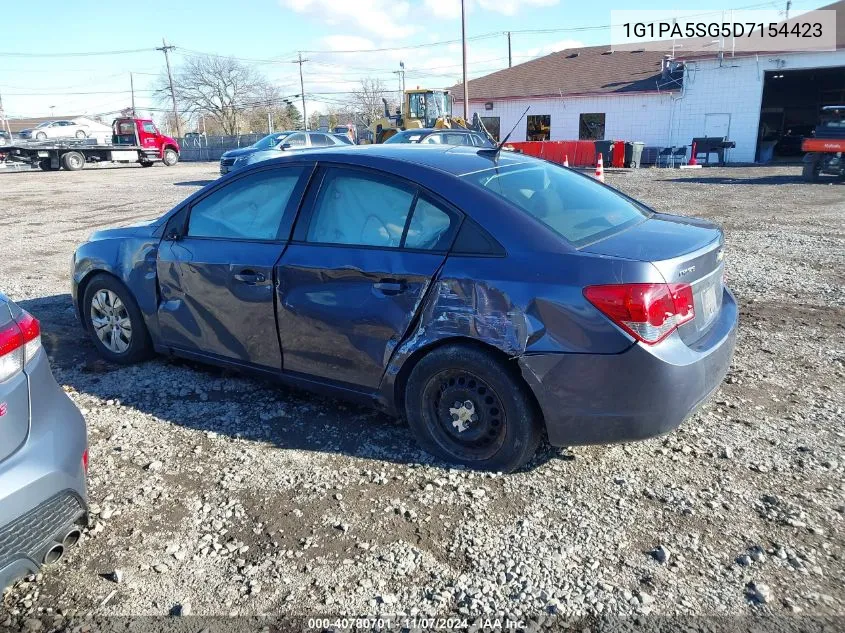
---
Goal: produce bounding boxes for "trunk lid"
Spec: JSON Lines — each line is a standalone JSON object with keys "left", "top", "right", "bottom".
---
{"left": 582, "top": 213, "right": 725, "bottom": 344}
{"left": 0, "top": 300, "right": 30, "bottom": 464}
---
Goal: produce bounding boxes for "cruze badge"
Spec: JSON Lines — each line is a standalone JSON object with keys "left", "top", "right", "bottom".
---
{"left": 0, "top": 402, "right": 6, "bottom": 417}
{"left": 678, "top": 265, "right": 696, "bottom": 278}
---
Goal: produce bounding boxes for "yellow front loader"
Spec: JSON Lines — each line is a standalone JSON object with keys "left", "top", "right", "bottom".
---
{"left": 369, "top": 88, "right": 492, "bottom": 144}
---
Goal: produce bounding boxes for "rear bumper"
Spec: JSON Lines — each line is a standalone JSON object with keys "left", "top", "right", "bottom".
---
{"left": 0, "top": 351, "right": 88, "bottom": 589}
{"left": 519, "top": 287, "right": 738, "bottom": 446}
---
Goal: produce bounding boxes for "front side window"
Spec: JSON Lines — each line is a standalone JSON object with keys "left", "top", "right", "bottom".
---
{"left": 307, "top": 171, "right": 414, "bottom": 247}
{"left": 142, "top": 122, "right": 157, "bottom": 134}
{"left": 465, "top": 161, "right": 647, "bottom": 247}
{"left": 188, "top": 167, "right": 304, "bottom": 240}
{"left": 527, "top": 115, "right": 551, "bottom": 141}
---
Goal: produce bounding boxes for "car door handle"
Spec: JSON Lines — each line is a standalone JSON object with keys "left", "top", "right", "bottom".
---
{"left": 373, "top": 280, "right": 407, "bottom": 295}
{"left": 233, "top": 270, "right": 266, "bottom": 284}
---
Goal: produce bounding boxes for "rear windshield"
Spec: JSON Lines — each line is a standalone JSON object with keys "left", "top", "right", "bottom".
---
{"left": 464, "top": 162, "right": 649, "bottom": 247}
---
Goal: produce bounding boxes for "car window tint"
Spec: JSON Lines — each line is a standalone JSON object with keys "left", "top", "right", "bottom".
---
{"left": 466, "top": 163, "right": 648, "bottom": 247}
{"left": 188, "top": 168, "right": 303, "bottom": 240}
{"left": 285, "top": 133, "right": 307, "bottom": 147}
{"left": 307, "top": 171, "right": 414, "bottom": 247}
{"left": 142, "top": 122, "right": 156, "bottom": 134}
{"left": 420, "top": 134, "right": 443, "bottom": 144}
{"left": 404, "top": 197, "right": 453, "bottom": 250}
{"left": 309, "top": 133, "right": 331, "bottom": 147}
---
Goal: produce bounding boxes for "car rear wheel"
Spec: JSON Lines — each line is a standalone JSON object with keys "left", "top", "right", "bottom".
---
{"left": 802, "top": 156, "right": 821, "bottom": 182}
{"left": 405, "top": 344, "right": 542, "bottom": 472}
{"left": 162, "top": 149, "right": 178, "bottom": 166}
{"left": 35, "top": 132, "right": 47, "bottom": 141}
{"left": 75, "top": 130, "right": 86, "bottom": 139}
{"left": 61, "top": 151, "right": 85, "bottom": 171}
{"left": 82, "top": 274, "right": 152, "bottom": 364}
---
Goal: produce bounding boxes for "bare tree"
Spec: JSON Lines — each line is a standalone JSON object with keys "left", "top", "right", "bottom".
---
{"left": 156, "top": 55, "right": 276, "bottom": 136}
{"left": 351, "top": 78, "right": 390, "bottom": 126}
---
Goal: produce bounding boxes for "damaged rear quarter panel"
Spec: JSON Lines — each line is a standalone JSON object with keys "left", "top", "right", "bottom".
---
{"left": 381, "top": 251, "right": 654, "bottom": 412}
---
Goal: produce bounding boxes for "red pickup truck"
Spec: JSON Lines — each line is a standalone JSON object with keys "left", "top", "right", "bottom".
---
{"left": 0, "top": 117, "right": 180, "bottom": 171}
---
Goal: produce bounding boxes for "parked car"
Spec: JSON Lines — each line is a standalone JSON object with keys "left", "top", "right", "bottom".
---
{"left": 0, "top": 293, "right": 88, "bottom": 589}
{"left": 219, "top": 130, "right": 351, "bottom": 175}
{"left": 384, "top": 128, "right": 495, "bottom": 148}
{"left": 72, "top": 145, "right": 737, "bottom": 472}
{"left": 18, "top": 120, "right": 91, "bottom": 141}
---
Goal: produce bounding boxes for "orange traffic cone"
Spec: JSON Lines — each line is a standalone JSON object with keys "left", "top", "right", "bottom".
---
{"left": 595, "top": 155, "right": 605, "bottom": 182}
{"left": 563, "top": 155, "right": 570, "bottom": 167}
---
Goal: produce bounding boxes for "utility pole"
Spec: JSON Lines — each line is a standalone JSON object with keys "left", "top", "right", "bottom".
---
{"left": 130, "top": 72, "right": 136, "bottom": 116}
{"left": 292, "top": 53, "right": 309, "bottom": 130}
{"left": 507, "top": 32, "right": 512, "bottom": 68}
{"left": 157, "top": 37, "right": 181, "bottom": 138}
{"left": 267, "top": 110, "right": 273, "bottom": 134}
{"left": 461, "top": 0, "right": 469, "bottom": 119}
{"left": 0, "top": 88, "right": 11, "bottom": 139}
{"left": 785, "top": 0, "right": 792, "bottom": 20}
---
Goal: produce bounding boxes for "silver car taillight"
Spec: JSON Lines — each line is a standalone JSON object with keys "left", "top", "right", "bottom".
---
{"left": 0, "top": 311, "right": 42, "bottom": 382}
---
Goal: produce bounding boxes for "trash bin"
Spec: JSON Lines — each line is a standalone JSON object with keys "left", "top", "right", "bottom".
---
{"left": 624, "top": 141, "right": 645, "bottom": 168}
{"left": 594, "top": 140, "right": 614, "bottom": 166}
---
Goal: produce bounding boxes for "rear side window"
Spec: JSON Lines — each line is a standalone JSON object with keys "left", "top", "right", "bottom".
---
{"left": 404, "top": 197, "right": 452, "bottom": 250}
{"left": 285, "top": 133, "right": 307, "bottom": 147}
{"left": 307, "top": 172, "right": 414, "bottom": 247}
{"left": 188, "top": 167, "right": 304, "bottom": 240}
{"left": 309, "top": 133, "right": 332, "bottom": 147}
{"left": 305, "top": 169, "right": 458, "bottom": 250}
{"left": 464, "top": 162, "right": 648, "bottom": 247}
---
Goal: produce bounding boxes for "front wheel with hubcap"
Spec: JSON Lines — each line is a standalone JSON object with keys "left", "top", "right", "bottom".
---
{"left": 162, "top": 148, "right": 178, "bottom": 166}
{"left": 405, "top": 344, "right": 542, "bottom": 472}
{"left": 82, "top": 275, "right": 152, "bottom": 364}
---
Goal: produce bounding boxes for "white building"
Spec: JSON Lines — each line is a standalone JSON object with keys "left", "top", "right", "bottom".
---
{"left": 452, "top": 0, "right": 844, "bottom": 163}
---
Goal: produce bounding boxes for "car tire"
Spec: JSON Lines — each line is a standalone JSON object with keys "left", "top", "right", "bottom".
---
{"left": 162, "top": 149, "right": 179, "bottom": 166}
{"left": 35, "top": 132, "right": 47, "bottom": 141}
{"left": 82, "top": 274, "right": 153, "bottom": 365}
{"left": 802, "top": 158, "right": 821, "bottom": 183}
{"left": 61, "top": 151, "right": 85, "bottom": 171}
{"left": 140, "top": 160, "right": 153, "bottom": 167}
{"left": 404, "top": 343, "right": 542, "bottom": 472}
{"left": 75, "top": 130, "right": 87, "bottom": 139}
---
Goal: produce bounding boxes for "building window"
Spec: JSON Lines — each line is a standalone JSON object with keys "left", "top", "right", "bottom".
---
{"left": 480, "top": 116, "right": 500, "bottom": 141}
{"left": 526, "top": 115, "right": 551, "bottom": 141}
{"left": 579, "top": 113, "right": 606, "bottom": 140}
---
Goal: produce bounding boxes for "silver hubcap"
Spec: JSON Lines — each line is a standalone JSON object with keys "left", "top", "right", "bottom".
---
{"left": 90, "top": 289, "right": 132, "bottom": 353}
{"left": 449, "top": 399, "right": 477, "bottom": 433}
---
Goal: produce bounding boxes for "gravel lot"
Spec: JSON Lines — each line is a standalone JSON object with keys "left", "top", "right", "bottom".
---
{"left": 1, "top": 162, "right": 843, "bottom": 627}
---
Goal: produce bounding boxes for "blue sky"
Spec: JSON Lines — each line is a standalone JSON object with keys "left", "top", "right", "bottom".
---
{"left": 0, "top": 0, "right": 831, "bottom": 122}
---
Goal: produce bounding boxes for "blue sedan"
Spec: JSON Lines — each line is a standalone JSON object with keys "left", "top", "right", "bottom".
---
{"left": 71, "top": 145, "right": 737, "bottom": 472}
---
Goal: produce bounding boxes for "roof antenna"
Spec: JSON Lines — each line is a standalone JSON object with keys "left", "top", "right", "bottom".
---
{"left": 478, "top": 105, "right": 530, "bottom": 159}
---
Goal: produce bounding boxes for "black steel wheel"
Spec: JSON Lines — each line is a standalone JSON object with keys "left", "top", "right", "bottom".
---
{"left": 405, "top": 344, "right": 542, "bottom": 472}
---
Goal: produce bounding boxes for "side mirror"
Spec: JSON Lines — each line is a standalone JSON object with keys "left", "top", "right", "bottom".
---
{"left": 281, "top": 143, "right": 292, "bottom": 150}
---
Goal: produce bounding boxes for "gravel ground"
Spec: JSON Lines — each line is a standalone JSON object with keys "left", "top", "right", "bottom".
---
{"left": 0, "top": 162, "right": 843, "bottom": 627}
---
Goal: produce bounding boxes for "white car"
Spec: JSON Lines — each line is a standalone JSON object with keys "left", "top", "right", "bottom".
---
{"left": 19, "top": 120, "right": 90, "bottom": 141}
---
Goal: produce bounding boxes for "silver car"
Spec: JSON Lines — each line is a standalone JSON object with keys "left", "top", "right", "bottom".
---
{"left": 0, "top": 293, "right": 88, "bottom": 589}
{"left": 18, "top": 120, "right": 90, "bottom": 141}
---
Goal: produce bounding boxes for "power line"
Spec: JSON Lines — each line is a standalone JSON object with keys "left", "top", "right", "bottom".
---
{"left": 0, "top": 48, "right": 156, "bottom": 58}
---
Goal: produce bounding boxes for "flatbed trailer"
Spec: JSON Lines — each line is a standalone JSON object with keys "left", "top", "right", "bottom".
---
{"left": 0, "top": 117, "right": 180, "bottom": 172}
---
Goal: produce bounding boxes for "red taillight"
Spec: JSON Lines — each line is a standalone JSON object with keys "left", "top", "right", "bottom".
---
{"left": 82, "top": 448, "right": 89, "bottom": 474}
{"left": 0, "top": 310, "right": 42, "bottom": 382}
{"left": 584, "top": 282, "right": 695, "bottom": 345}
